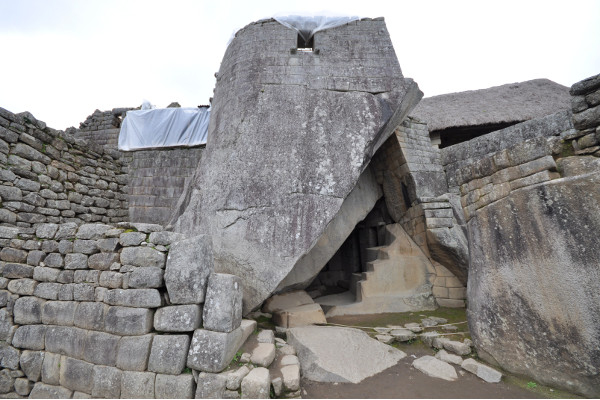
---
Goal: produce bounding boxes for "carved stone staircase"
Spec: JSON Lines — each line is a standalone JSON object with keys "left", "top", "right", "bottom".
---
{"left": 316, "top": 223, "right": 436, "bottom": 317}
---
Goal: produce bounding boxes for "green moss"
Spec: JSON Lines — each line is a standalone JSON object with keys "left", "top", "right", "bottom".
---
{"left": 254, "top": 315, "right": 276, "bottom": 331}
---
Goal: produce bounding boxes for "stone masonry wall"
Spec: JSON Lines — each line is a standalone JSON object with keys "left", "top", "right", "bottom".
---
{"left": 371, "top": 118, "right": 466, "bottom": 308}
{"left": 569, "top": 73, "right": 600, "bottom": 154}
{"left": 0, "top": 221, "right": 299, "bottom": 398}
{"left": 127, "top": 148, "right": 204, "bottom": 226}
{"left": 76, "top": 108, "right": 132, "bottom": 150}
{"left": 0, "top": 108, "right": 129, "bottom": 229}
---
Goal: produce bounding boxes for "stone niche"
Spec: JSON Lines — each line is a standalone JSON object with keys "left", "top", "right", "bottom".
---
{"left": 169, "top": 17, "right": 423, "bottom": 314}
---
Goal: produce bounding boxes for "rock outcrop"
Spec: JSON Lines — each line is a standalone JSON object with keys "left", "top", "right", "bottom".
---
{"left": 170, "top": 18, "right": 422, "bottom": 313}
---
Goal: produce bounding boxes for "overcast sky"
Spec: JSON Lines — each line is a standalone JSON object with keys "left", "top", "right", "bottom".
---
{"left": 0, "top": 0, "right": 599, "bottom": 130}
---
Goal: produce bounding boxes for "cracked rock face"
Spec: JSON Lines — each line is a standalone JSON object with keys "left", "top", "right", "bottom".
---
{"left": 170, "top": 18, "right": 422, "bottom": 313}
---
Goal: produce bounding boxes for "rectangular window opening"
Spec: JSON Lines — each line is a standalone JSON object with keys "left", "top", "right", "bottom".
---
{"left": 297, "top": 34, "right": 314, "bottom": 52}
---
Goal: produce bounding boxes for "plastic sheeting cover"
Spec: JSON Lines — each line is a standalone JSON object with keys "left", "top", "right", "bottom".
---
{"left": 273, "top": 14, "right": 361, "bottom": 42}
{"left": 119, "top": 107, "right": 210, "bottom": 151}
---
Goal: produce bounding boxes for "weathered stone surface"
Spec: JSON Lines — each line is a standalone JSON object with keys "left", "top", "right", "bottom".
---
{"left": 0, "top": 248, "right": 28, "bottom": 263}
{"left": 121, "top": 371, "right": 155, "bottom": 399}
{"left": 74, "top": 302, "right": 108, "bottom": 331}
{"left": 257, "top": 329, "right": 275, "bottom": 344}
{"left": 148, "top": 231, "right": 186, "bottom": 246}
{"left": 461, "top": 358, "right": 502, "bottom": 383}
{"left": 116, "top": 334, "right": 154, "bottom": 371}
{"left": 164, "top": 235, "right": 213, "bottom": 304}
{"left": 262, "top": 290, "right": 314, "bottom": 313}
{"left": 36, "top": 223, "right": 59, "bottom": 239}
{"left": 170, "top": 19, "right": 420, "bottom": 314}
{"left": 76, "top": 224, "right": 112, "bottom": 240}
{"left": 59, "top": 356, "right": 94, "bottom": 394}
{"left": 83, "top": 331, "right": 119, "bottom": 366}
{"left": 42, "top": 301, "right": 76, "bottom": 326}
{"left": 287, "top": 326, "right": 405, "bottom": 383}
{"left": 412, "top": 355, "right": 458, "bottom": 381}
{"left": 14, "top": 377, "right": 33, "bottom": 396}
{"left": 120, "top": 247, "right": 166, "bottom": 268}
{"left": 3, "top": 262, "right": 34, "bottom": 278}
{"left": 88, "top": 252, "right": 119, "bottom": 271}
{"left": 64, "top": 253, "right": 88, "bottom": 270}
{"left": 29, "top": 382, "right": 73, "bottom": 399}
{"left": 250, "top": 343, "right": 276, "bottom": 368}
{"left": 435, "top": 349, "right": 463, "bottom": 365}
{"left": 154, "top": 304, "right": 202, "bottom": 332}
{"left": 195, "top": 372, "right": 227, "bottom": 399}
{"left": 34, "top": 282, "right": 61, "bottom": 300}
{"left": 91, "top": 365, "right": 121, "bottom": 399}
{"left": 241, "top": 367, "right": 270, "bottom": 399}
{"left": 20, "top": 350, "right": 44, "bottom": 381}
{"left": 390, "top": 328, "right": 416, "bottom": 342}
{"left": 13, "top": 296, "right": 45, "bottom": 324}
{"left": 45, "top": 326, "right": 86, "bottom": 358}
{"left": 155, "top": 373, "right": 195, "bottom": 399}
{"left": 105, "top": 306, "right": 154, "bottom": 335}
{"left": 12, "top": 325, "right": 46, "bottom": 350}
{"left": 557, "top": 155, "right": 600, "bottom": 177}
{"left": 0, "top": 369, "right": 14, "bottom": 394}
{"left": 128, "top": 266, "right": 164, "bottom": 288}
{"left": 41, "top": 353, "right": 61, "bottom": 385}
{"left": 119, "top": 231, "right": 146, "bottom": 246}
{"left": 442, "top": 339, "right": 471, "bottom": 356}
{"left": 33, "top": 266, "right": 60, "bottom": 282}
{"left": 42, "top": 253, "right": 63, "bottom": 268}
{"left": 226, "top": 366, "right": 250, "bottom": 390}
{"left": 203, "top": 273, "right": 242, "bottom": 332}
{"left": 272, "top": 303, "right": 327, "bottom": 328}
{"left": 7, "top": 278, "right": 37, "bottom": 295}
{"left": 187, "top": 323, "right": 253, "bottom": 373}
{"left": 104, "top": 288, "right": 162, "bottom": 308}
{"left": 148, "top": 334, "right": 190, "bottom": 375}
{"left": 0, "top": 342, "right": 20, "bottom": 370}
{"left": 468, "top": 174, "right": 600, "bottom": 397}
{"left": 281, "top": 364, "right": 300, "bottom": 391}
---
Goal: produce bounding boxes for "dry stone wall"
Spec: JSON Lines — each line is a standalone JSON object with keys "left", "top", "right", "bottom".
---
{"left": 76, "top": 108, "right": 131, "bottom": 150}
{"left": 0, "top": 108, "right": 129, "bottom": 229}
{"left": 371, "top": 118, "right": 467, "bottom": 308}
{"left": 0, "top": 221, "right": 297, "bottom": 399}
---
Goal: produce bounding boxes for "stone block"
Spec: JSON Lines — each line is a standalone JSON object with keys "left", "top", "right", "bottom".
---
{"left": 20, "top": 350, "right": 44, "bottom": 382}
{"left": 73, "top": 240, "right": 99, "bottom": 255}
{"left": 0, "top": 342, "right": 20, "bottom": 369}
{"left": 99, "top": 271, "right": 123, "bottom": 288}
{"left": 257, "top": 329, "right": 275, "bottom": 344}
{"left": 7, "top": 278, "right": 37, "bottom": 295}
{"left": 33, "top": 266, "right": 60, "bottom": 282}
{"left": 187, "top": 325, "right": 248, "bottom": 373}
{"left": 153, "top": 304, "right": 202, "bottom": 332}
{"left": 120, "top": 371, "right": 155, "bottom": 399}
{"left": 129, "top": 267, "right": 164, "bottom": 288}
{"left": 83, "top": 331, "right": 119, "bottom": 366}
{"left": 195, "top": 372, "right": 227, "bottom": 399}
{"left": 45, "top": 325, "right": 87, "bottom": 358}
{"left": 92, "top": 365, "right": 121, "bottom": 399}
{"left": 272, "top": 303, "right": 327, "bottom": 328}
{"left": 461, "top": 358, "right": 502, "bottom": 383}
{"left": 436, "top": 298, "right": 465, "bottom": 308}
{"left": 64, "top": 253, "right": 88, "bottom": 270}
{"left": 0, "top": 369, "right": 14, "bottom": 394}
{"left": 42, "top": 301, "right": 76, "bottom": 326}
{"left": 55, "top": 222, "right": 78, "bottom": 240}
{"left": 435, "top": 349, "right": 463, "bottom": 365}
{"left": 97, "top": 238, "right": 119, "bottom": 252}
{"left": 226, "top": 366, "right": 250, "bottom": 390}
{"left": 43, "top": 253, "right": 64, "bottom": 268}
{"left": 72, "top": 283, "right": 95, "bottom": 301}
{"left": 41, "top": 352, "right": 60, "bottom": 385}
{"left": 29, "top": 382, "right": 73, "bottom": 399}
{"left": 27, "top": 250, "right": 47, "bottom": 266}
{"left": 116, "top": 334, "right": 154, "bottom": 371}
{"left": 3, "top": 262, "right": 34, "bottom": 278}
{"left": 412, "top": 355, "right": 457, "bottom": 381}
{"left": 148, "top": 231, "right": 186, "bottom": 246}
{"left": 13, "top": 296, "right": 45, "bottom": 324}
{"left": 120, "top": 247, "right": 166, "bottom": 268}
{"left": 241, "top": 367, "right": 271, "bottom": 399}
{"left": 59, "top": 356, "right": 93, "bottom": 394}
{"left": 164, "top": 235, "right": 213, "bottom": 304}
{"left": 250, "top": 343, "right": 276, "bottom": 367}
{"left": 105, "top": 306, "right": 154, "bottom": 335}
{"left": 119, "top": 232, "right": 146, "bottom": 246}
{"left": 155, "top": 373, "right": 195, "bottom": 399}
{"left": 14, "top": 377, "right": 34, "bottom": 396}
{"left": 443, "top": 340, "right": 471, "bottom": 356}
{"left": 148, "top": 334, "right": 190, "bottom": 375}
{"left": 104, "top": 288, "right": 162, "bottom": 308}
{"left": 34, "top": 282, "right": 61, "bottom": 300}
{"left": 74, "top": 301, "right": 108, "bottom": 330}
{"left": 76, "top": 224, "right": 113, "bottom": 240}
{"left": 88, "top": 253, "right": 119, "bottom": 271}
{"left": 203, "top": 273, "right": 243, "bottom": 332}
{"left": 0, "top": 248, "right": 28, "bottom": 263}
{"left": 281, "top": 364, "right": 300, "bottom": 391}
{"left": 12, "top": 325, "right": 46, "bottom": 350}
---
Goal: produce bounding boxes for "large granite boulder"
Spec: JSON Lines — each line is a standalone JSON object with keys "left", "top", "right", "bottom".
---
{"left": 170, "top": 18, "right": 422, "bottom": 313}
{"left": 467, "top": 173, "right": 600, "bottom": 397}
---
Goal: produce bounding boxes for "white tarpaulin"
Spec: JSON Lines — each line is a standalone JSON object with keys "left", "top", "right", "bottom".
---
{"left": 273, "top": 14, "right": 360, "bottom": 42}
{"left": 119, "top": 107, "right": 210, "bottom": 151}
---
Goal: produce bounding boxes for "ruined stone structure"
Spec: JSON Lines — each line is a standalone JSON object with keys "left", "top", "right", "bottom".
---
{"left": 1, "top": 13, "right": 599, "bottom": 399}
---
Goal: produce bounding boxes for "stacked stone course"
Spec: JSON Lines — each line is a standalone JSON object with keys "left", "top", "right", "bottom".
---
{"left": 76, "top": 108, "right": 132, "bottom": 150}
{"left": 0, "top": 221, "right": 301, "bottom": 398}
{"left": 568, "top": 73, "right": 600, "bottom": 155}
{"left": 0, "top": 107, "right": 129, "bottom": 228}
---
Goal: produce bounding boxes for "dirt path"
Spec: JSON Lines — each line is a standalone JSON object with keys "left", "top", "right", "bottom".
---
{"left": 301, "top": 346, "right": 541, "bottom": 399}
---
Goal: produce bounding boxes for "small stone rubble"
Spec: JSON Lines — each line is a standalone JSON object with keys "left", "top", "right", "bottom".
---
{"left": 0, "top": 222, "right": 302, "bottom": 398}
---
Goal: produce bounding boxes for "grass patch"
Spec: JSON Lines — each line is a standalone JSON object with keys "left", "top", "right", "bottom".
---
{"left": 503, "top": 375, "right": 583, "bottom": 399}
{"left": 254, "top": 315, "right": 276, "bottom": 331}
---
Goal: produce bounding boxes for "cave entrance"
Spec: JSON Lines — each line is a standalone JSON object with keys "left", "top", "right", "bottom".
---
{"left": 305, "top": 198, "right": 393, "bottom": 302}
